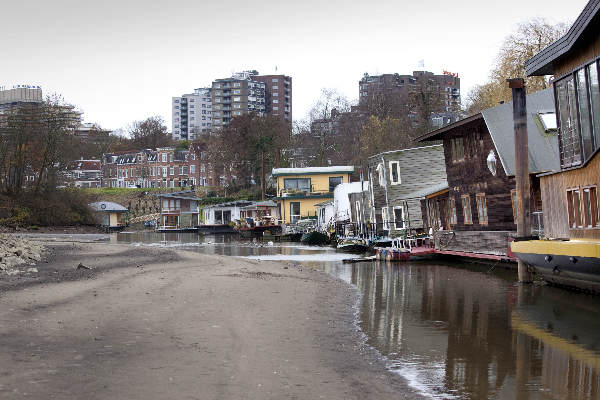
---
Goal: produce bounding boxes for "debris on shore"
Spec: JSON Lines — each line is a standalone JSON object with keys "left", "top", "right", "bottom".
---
{"left": 0, "top": 234, "right": 44, "bottom": 274}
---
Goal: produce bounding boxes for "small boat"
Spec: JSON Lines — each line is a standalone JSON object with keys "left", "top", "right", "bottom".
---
{"left": 337, "top": 238, "right": 370, "bottom": 253}
{"left": 301, "top": 231, "right": 330, "bottom": 245}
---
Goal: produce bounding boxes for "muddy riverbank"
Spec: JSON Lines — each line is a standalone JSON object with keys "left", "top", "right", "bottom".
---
{"left": 0, "top": 240, "right": 420, "bottom": 399}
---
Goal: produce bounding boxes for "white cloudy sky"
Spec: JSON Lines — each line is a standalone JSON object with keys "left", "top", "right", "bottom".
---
{"left": 1, "top": 0, "right": 588, "bottom": 132}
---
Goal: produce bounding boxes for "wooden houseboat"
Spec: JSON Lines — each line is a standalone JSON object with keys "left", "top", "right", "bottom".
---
{"left": 511, "top": 0, "right": 600, "bottom": 291}
{"left": 156, "top": 191, "right": 201, "bottom": 232}
{"left": 367, "top": 145, "right": 447, "bottom": 237}
{"left": 237, "top": 200, "right": 281, "bottom": 237}
{"left": 417, "top": 88, "right": 560, "bottom": 259}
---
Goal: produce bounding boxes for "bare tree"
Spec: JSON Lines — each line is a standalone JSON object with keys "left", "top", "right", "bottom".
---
{"left": 129, "top": 116, "right": 172, "bottom": 149}
{"left": 467, "top": 18, "right": 568, "bottom": 114}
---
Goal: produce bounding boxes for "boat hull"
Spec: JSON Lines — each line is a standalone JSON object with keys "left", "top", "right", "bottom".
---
{"left": 511, "top": 240, "right": 600, "bottom": 293}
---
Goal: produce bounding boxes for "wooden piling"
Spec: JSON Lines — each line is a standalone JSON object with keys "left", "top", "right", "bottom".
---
{"left": 508, "top": 78, "right": 533, "bottom": 283}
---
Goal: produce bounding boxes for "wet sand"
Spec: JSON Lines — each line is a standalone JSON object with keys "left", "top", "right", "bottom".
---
{"left": 0, "top": 240, "right": 420, "bottom": 399}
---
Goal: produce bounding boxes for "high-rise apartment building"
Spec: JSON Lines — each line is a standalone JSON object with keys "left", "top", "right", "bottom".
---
{"left": 253, "top": 74, "right": 292, "bottom": 124}
{"left": 211, "top": 71, "right": 266, "bottom": 128}
{"left": 358, "top": 71, "right": 460, "bottom": 116}
{"left": 211, "top": 71, "right": 292, "bottom": 128}
{"left": 0, "top": 86, "right": 43, "bottom": 111}
{"left": 172, "top": 88, "right": 212, "bottom": 141}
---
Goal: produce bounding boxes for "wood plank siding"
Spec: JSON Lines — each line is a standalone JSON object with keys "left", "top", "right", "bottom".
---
{"left": 441, "top": 118, "right": 542, "bottom": 232}
{"left": 540, "top": 151, "right": 600, "bottom": 239}
{"left": 368, "top": 145, "right": 446, "bottom": 235}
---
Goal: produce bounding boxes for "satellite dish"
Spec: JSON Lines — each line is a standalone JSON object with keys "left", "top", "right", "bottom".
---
{"left": 101, "top": 203, "right": 106, "bottom": 210}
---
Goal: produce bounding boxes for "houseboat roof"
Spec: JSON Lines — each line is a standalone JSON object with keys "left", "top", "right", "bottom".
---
{"left": 89, "top": 201, "right": 128, "bottom": 212}
{"left": 525, "top": 0, "right": 600, "bottom": 76}
{"left": 241, "top": 200, "right": 277, "bottom": 209}
{"left": 367, "top": 144, "right": 443, "bottom": 160}
{"left": 315, "top": 200, "right": 334, "bottom": 207}
{"left": 201, "top": 200, "right": 254, "bottom": 210}
{"left": 402, "top": 181, "right": 449, "bottom": 200}
{"left": 482, "top": 88, "right": 559, "bottom": 176}
{"left": 271, "top": 166, "right": 354, "bottom": 176}
{"left": 417, "top": 88, "right": 560, "bottom": 176}
{"left": 155, "top": 191, "right": 203, "bottom": 201}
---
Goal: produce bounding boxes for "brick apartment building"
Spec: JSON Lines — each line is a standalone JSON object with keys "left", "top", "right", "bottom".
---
{"left": 358, "top": 70, "right": 461, "bottom": 117}
{"left": 211, "top": 70, "right": 292, "bottom": 129}
{"left": 101, "top": 145, "right": 214, "bottom": 189}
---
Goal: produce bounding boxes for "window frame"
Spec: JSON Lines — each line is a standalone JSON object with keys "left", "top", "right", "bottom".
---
{"left": 393, "top": 205, "right": 406, "bottom": 230}
{"left": 382, "top": 207, "right": 390, "bottom": 231}
{"left": 461, "top": 194, "right": 473, "bottom": 225}
{"left": 475, "top": 193, "right": 488, "bottom": 225}
{"left": 389, "top": 161, "right": 401, "bottom": 185}
{"left": 449, "top": 197, "right": 457, "bottom": 225}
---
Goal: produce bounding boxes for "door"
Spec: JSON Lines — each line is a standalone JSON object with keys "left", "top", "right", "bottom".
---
{"left": 290, "top": 202, "right": 300, "bottom": 223}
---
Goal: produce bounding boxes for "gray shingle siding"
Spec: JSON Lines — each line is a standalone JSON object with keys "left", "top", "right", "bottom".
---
{"left": 368, "top": 145, "right": 447, "bottom": 233}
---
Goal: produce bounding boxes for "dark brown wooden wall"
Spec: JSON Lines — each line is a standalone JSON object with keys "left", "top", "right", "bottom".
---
{"left": 443, "top": 118, "right": 519, "bottom": 232}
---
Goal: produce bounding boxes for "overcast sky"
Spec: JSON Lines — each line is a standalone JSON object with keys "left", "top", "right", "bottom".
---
{"left": 1, "top": 0, "right": 588, "bottom": 133}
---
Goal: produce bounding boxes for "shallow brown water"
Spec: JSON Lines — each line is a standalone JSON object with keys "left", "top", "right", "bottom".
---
{"left": 117, "top": 232, "right": 600, "bottom": 399}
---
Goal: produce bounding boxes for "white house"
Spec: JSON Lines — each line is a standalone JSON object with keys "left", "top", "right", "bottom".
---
{"left": 315, "top": 200, "right": 335, "bottom": 233}
{"left": 333, "top": 182, "right": 369, "bottom": 223}
{"left": 201, "top": 200, "right": 253, "bottom": 225}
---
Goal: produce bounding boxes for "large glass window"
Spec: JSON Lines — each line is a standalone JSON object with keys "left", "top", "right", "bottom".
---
{"left": 284, "top": 178, "right": 311, "bottom": 192}
{"left": 556, "top": 78, "right": 582, "bottom": 167}
{"left": 577, "top": 69, "right": 594, "bottom": 158}
{"left": 329, "top": 176, "right": 343, "bottom": 192}
{"left": 588, "top": 62, "right": 600, "bottom": 151}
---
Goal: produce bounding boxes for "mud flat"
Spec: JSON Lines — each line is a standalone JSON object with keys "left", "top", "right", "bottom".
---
{"left": 0, "top": 239, "right": 420, "bottom": 399}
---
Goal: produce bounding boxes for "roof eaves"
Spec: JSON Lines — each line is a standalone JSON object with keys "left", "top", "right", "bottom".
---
{"left": 416, "top": 113, "right": 483, "bottom": 142}
{"left": 525, "top": 0, "right": 600, "bottom": 76}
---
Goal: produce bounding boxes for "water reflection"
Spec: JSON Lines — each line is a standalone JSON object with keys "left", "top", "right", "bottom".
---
{"left": 115, "top": 232, "right": 600, "bottom": 399}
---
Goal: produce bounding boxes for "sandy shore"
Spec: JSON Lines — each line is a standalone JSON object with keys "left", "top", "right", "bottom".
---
{"left": 0, "top": 239, "right": 420, "bottom": 399}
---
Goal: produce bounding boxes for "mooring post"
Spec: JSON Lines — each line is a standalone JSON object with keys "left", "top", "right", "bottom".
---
{"left": 508, "top": 78, "right": 533, "bottom": 283}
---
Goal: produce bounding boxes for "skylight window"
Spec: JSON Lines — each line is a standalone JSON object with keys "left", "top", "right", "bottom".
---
{"left": 538, "top": 112, "right": 557, "bottom": 132}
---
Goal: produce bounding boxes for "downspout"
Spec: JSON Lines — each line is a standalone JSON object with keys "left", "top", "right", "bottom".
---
{"left": 381, "top": 156, "right": 391, "bottom": 237}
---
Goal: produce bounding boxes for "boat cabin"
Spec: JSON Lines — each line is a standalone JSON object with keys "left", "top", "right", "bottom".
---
{"left": 417, "top": 89, "right": 560, "bottom": 256}
{"left": 272, "top": 166, "right": 354, "bottom": 224}
{"left": 525, "top": 0, "right": 600, "bottom": 241}
{"left": 156, "top": 191, "right": 201, "bottom": 230}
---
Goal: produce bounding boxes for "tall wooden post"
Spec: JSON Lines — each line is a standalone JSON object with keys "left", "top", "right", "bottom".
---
{"left": 509, "top": 78, "right": 533, "bottom": 283}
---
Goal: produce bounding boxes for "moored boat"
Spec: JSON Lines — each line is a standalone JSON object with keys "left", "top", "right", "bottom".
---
{"left": 511, "top": 239, "right": 600, "bottom": 292}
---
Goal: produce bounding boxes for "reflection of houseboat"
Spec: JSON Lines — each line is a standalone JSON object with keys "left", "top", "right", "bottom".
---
{"left": 156, "top": 191, "right": 201, "bottom": 232}
{"left": 237, "top": 200, "right": 281, "bottom": 238}
{"left": 511, "top": 286, "right": 600, "bottom": 397}
{"left": 511, "top": 0, "right": 600, "bottom": 292}
{"left": 199, "top": 200, "right": 252, "bottom": 234}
